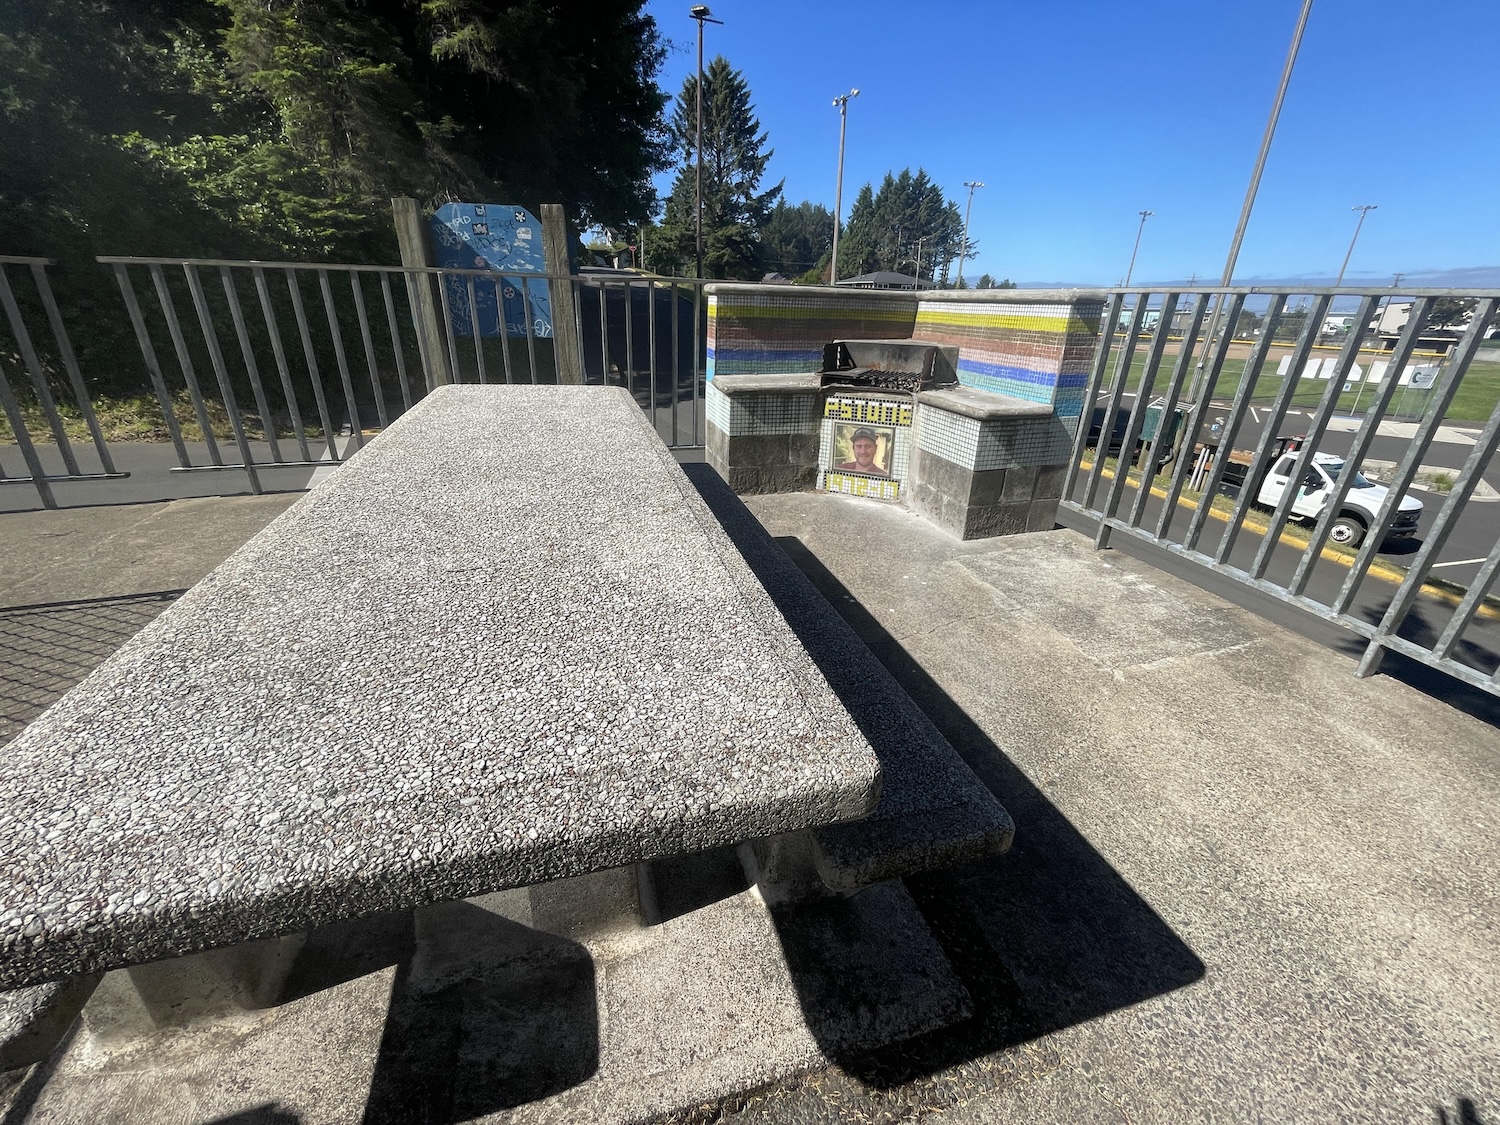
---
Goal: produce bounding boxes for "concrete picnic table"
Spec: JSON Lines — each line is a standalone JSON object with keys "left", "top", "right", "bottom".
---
{"left": 0, "top": 385, "right": 882, "bottom": 990}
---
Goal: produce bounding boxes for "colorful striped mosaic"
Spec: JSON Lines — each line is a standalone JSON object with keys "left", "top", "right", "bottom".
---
{"left": 913, "top": 299, "right": 1104, "bottom": 406}
{"left": 706, "top": 289, "right": 918, "bottom": 380}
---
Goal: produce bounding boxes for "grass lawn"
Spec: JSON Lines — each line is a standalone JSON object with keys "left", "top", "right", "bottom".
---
{"left": 1105, "top": 347, "right": 1500, "bottom": 424}
{"left": 0, "top": 391, "right": 323, "bottom": 445}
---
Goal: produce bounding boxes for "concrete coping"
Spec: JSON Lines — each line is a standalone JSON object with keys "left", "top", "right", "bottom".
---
{"left": 708, "top": 373, "right": 822, "bottom": 395}
{"left": 917, "top": 386, "right": 1055, "bottom": 420}
{"left": 0, "top": 385, "right": 883, "bottom": 990}
{"left": 702, "top": 282, "right": 1109, "bottom": 304}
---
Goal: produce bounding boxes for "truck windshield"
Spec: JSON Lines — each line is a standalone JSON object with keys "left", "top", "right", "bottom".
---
{"left": 1322, "top": 462, "right": 1375, "bottom": 488}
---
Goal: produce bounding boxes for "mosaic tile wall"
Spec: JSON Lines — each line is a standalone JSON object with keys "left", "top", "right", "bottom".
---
{"left": 817, "top": 395, "right": 913, "bottom": 502}
{"left": 912, "top": 299, "right": 1104, "bottom": 407}
{"left": 912, "top": 404, "right": 1075, "bottom": 472}
{"left": 706, "top": 288, "right": 918, "bottom": 380}
{"left": 705, "top": 382, "right": 819, "bottom": 436}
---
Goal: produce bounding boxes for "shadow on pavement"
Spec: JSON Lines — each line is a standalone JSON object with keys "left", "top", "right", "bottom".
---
{"left": 0, "top": 590, "right": 185, "bottom": 745}
{"left": 681, "top": 465, "right": 1205, "bottom": 1089}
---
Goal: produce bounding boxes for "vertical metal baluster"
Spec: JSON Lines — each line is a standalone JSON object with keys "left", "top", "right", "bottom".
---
{"left": 112, "top": 264, "right": 190, "bottom": 468}
{"left": 1334, "top": 298, "right": 1499, "bottom": 620}
{"left": 670, "top": 282, "right": 681, "bottom": 445}
{"left": 647, "top": 280, "right": 658, "bottom": 436}
{"left": 519, "top": 278, "right": 539, "bottom": 384}
{"left": 1434, "top": 537, "right": 1500, "bottom": 665}
{"left": 1127, "top": 293, "right": 1209, "bottom": 527}
{"left": 1214, "top": 294, "right": 1330, "bottom": 564}
{"left": 349, "top": 272, "right": 389, "bottom": 427}
{"left": 624, "top": 278, "right": 636, "bottom": 402}
{"left": 151, "top": 265, "right": 222, "bottom": 464}
{"left": 285, "top": 269, "right": 339, "bottom": 460}
{"left": 318, "top": 269, "right": 364, "bottom": 451}
{"left": 437, "top": 273, "right": 464, "bottom": 383}
{"left": 0, "top": 353, "right": 56, "bottom": 507}
{"left": 252, "top": 267, "right": 310, "bottom": 462}
{"left": 693, "top": 282, "right": 703, "bottom": 446}
{"left": 1083, "top": 294, "right": 1148, "bottom": 510}
{"left": 220, "top": 267, "right": 283, "bottom": 463}
{"left": 183, "top": 265, "right": 262, "bottom": 494}
{"left": 599, "top": 280, "right": 611, "bottom": 383}
{"left": 1096, "top": 293, "right": 1180, "bottom": 547}
{"left": 32, "top": 263, "right": 116, "bottom": 474}
{"left": 493, "top": 277, "right": 516, "bottom": 384}
{"left": 1287, "top": 297, "right": 1434, "bottom": 598}
{"left": 465, "top": 275, "right": 487, "bottom": 385}
{"left": 378, "top": 271, "right": 415, "bottom": 413}
{"left": 1248, "top": 295, "right": 1379, "bottom": 580}
{"left": 1180, "top": 295, "right": 1287, "bottom": 554}
{"left": 1154, "top": 293, "right": 1246, "bottom": 539}
{"left": 0, "top": 265, "right": 80, "bottom": 474}
{"left": 1061, "top": 293, "right": 1123, "bottom": 501}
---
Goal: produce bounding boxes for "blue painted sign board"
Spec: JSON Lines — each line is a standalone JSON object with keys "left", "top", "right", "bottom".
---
{"left": 429, "top": 203, "right": 553, "bottom": 339}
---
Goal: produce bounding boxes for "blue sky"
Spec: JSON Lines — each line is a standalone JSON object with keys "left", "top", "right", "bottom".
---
{"left": 641, "top": 0, "right": 1500, "bottom": 287}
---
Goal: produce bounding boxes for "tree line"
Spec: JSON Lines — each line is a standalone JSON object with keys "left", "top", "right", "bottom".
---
{"left": 639, "top": 57, "right": 1005, "bottom": 286}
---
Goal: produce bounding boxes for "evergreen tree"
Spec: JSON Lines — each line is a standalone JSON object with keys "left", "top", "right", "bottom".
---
{"left": 0, "top": 0, "right": 673, "bottom": 262}
{"left": 761, "top": 200, "right": 834, "bottom": 280}
{"left": 837, "top": 169, "right": 973, "bottom": 284}
{"left": 655, "top": 56, "right": 782, "bottom": 279}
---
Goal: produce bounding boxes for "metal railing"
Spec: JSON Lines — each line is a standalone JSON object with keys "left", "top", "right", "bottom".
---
{"left": 0, "top": 257, "right": 128, "bottom": 507}
{"left": 1062, "top": 285, "right": 1500, "bottom": 697}
{"left": 102, "top": 258, "right": 708, "bottom": 495}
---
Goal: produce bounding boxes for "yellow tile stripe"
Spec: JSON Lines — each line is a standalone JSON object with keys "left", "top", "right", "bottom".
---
{"left": 915, "top": 308, "right": 1097, "bottom": 335}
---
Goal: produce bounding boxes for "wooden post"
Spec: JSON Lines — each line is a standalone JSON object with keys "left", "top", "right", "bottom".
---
{"left": 540, "top": 204, "right": 584, "bottom": 385}
{"left": 390, "top": 197, "right": 451, "bottom": 389}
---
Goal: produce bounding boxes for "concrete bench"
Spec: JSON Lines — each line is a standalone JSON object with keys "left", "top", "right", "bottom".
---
{"left": 683, "top": 465, "right": 1015, "bottom": 903}
{"left": 0, "top": 385, "right": 885, "bottom": 1001}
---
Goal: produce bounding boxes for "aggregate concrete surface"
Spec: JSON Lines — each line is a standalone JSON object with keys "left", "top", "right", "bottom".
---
{"left": 732, "top": 491, "right": 1499, "bottom": 1125}
{"left": 3, "top": 436, "right": 1498, "bottom": 1124}
{"left": 0, "top": 386, "right": 880, "bottom": 989}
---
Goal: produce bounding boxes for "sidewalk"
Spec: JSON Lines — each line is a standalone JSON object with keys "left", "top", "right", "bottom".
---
{"left": 2, "top": 478, "right": 1497, "bottom": 1123}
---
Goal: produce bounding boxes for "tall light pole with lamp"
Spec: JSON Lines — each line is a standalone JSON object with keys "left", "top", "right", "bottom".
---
{"left": 1123, "top": 209, "right": 1154, "bottom": 287}
{"left": 955, "top": 180, "right": 983, "bottom": 288}
{"left": 1335, "top": 204, "right": 1377, "bottom": 286}
{"left": 829, "top": 88, "right": 859, "bottom": 284}
{"left": 689, "top": 5, "right": 722, "bottom": 280}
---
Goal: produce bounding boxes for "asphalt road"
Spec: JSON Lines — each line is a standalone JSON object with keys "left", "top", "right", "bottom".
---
{"left": 1115, "top": 390, "right": 1500, "bottom": 588}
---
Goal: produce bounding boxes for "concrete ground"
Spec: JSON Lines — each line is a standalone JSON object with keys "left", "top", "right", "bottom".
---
{"left": 1, "top": 478, "right": 1497, "bottom": 1124}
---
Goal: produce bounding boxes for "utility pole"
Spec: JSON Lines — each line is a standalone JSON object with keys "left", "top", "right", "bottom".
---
{"left": 1188, "top": 0, "right": 1315, "bottom": 409}
{"left": 956, "top": 180, "right": 983, "bottom": 288}
{"left": 829, "top": 89, "right": 860, "bottom": 285}
{"left": 1335, "top": 204, "right": 1377, "bottom": 286}
{"left": 1123, "top": 209, "right": 1154, "bottom": 287}
{"left": 690, "top": 5, "right": 722, "bottom": 280}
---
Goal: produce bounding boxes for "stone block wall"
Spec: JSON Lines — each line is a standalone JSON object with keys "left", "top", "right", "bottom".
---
{"left": 705, "top": 375, "right": 823, "bottom": 493}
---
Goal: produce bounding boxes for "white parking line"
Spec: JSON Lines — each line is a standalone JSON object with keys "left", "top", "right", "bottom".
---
{"left": 1250, "top": 407, "right": 1261, "bottom": 423}
{"left": 1430, "top": 558, "right": 1489, "bottom": 568}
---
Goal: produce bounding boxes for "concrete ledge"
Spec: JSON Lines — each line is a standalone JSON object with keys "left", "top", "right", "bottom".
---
{"left": 683, "top": 465, "right": 1014, "bottom": 895}
{"left": 708, "top": 373, "right": 823, "bottom": 395}
{"left": 917, "top": 386, "right": 1054, "bottom": 420}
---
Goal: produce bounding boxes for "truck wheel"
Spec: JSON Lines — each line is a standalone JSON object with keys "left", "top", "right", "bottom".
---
{"left": 1329, "top": 514, "right": 1366, "bottom": 548}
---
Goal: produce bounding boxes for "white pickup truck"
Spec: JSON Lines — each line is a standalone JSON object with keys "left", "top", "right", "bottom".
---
{"left": 1218, "top": 441, "right": 1424, "bottom": 548}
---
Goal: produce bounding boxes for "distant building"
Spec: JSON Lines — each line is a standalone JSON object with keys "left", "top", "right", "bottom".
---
{"left": 834, "top": 270, "right": 933, "bottom": 290}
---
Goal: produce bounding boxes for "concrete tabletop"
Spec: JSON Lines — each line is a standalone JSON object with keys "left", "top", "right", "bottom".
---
{"left": 0, "top": 385, "right": 881, "bottom": 989}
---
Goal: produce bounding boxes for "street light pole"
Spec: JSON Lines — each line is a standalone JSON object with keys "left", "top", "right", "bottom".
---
{"left": 1335, "top": 204, "right": 1377, "bottom": 286}
{"left": 956, "top": 180, "right": 983, "bottom": 288}
{"left": 829, "top": 88, "right": 859, "bottom": 285}
{"left": 690, "top": 5, "right": 722, "bottom": 280}
{"left": 1188, "top": 0, "right": 1315, "bottom": 407}
{"left": 1123, "top": 209, "right": 1154, "bottom": 287}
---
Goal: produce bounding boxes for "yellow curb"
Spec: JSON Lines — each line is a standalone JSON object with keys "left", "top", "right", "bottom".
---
{"left": 1078, "top": 461, "right": 1500, "bottom": 620}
